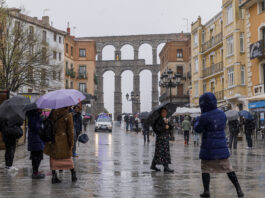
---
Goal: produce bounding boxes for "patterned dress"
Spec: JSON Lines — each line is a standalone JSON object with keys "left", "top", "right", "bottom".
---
{"left": 152, "top": 117, "right": 172, "bottom": 165}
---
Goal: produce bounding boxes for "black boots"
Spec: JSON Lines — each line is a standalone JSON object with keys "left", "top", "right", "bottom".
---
{"left": 71, "top": 169, "right": 78, "bottom": 182}
{"left": 150, "top": 163, "right": 160, "bottom": 171}
{"left": 52, "top": 170, "right": 61, "bottom": 184}
{"left": 227, "top": 172, "right": 244, "bottom": 197}
{"left": 200, "top": 173, "right": 210, "bottom": 197}
{"left": 163, "top": 164, "right": 174, "bottom": 173}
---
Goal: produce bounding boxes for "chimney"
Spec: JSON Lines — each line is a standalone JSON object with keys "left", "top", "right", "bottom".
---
{"left": 67, "top": 22, "right": 70, "bottom": 35}
{"left": 42, "top": 16, "right": 49, "bottom": 26}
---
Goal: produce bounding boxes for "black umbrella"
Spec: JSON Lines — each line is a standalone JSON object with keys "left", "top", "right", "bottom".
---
{"left": 23, "top": 103, "right": 38, "bottom": 112}
{"left": 147, "top": 102, "right": 177, "bottom": 126}
{"left": 0, "top": 95, "right": 31, "bottom": 126}
{"left": 139, "top": 111, "right": 149, "bottom": 120}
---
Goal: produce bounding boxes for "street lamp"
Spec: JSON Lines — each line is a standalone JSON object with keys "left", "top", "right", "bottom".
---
{"left": 126, "top": 91, "right": 139, "bottom": 102}
{"left": 159, "top": 68, "right": 182, "bottom": 103}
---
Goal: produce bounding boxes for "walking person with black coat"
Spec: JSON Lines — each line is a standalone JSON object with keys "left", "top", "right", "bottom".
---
{"left": 142, "top": 119, "right": 150, "bottom": 143}
{"left": 194, "top": 92, "right": 244, "bottom": 197}
{"left": 244, "top": 118, "right": 255, "bottom": 149}
{"left": 27, "top": 109, "right": 45, "bottom": 179}
{"left": 72, "top": 105, "right": 82, "bottom": 157}
{"left": 150, "top": 108, "right": 174, "bottom": 173}
{"left": 228, "top": 119, "right": 240, "bottom": 149}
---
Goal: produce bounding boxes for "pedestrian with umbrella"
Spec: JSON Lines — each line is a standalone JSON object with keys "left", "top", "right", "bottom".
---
{"left": 72, "top": 105, "right": 82, "bottom": 158}
{"left": 37, "top": 89, "right": 85, "bottom": 184}
{"left": 194, "top": 93, "right": 243, "bottom": 197}
{"left": 25, "top": 103, "right": 45, "bottom": 179}
{"left": 225, "top": 110, "right": 240, "bottom": 149}
{"left": 148, "top": 103, "right": 176, "bottom": 173}
{"left": 0, "top": 96, "right": 30, "bottom": 171}
{"left": 239, "top": 110, "right": 255, "bottom": 149}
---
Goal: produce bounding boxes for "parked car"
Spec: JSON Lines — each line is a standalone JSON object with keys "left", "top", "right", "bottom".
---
{"left": 95, "top": 117, "right": 112, "bottom": 132}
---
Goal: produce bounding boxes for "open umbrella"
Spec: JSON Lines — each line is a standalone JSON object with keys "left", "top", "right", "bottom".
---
{"left": 36, "top": 89, "right": 86, "bottom": 109}
{"left": 239, "top": 110, "right": 254, "bottom": 120}
{"left": 139, "top": 111, "right": 149, "bottom": 120}
{"left": 0, "top": 95, "right": 30, "bottom": 126}
{"left": 225, "top": 110, "right": 239, "bottom": 121}
{"left": 190, "top": 113, "right": 201, "bottom": 118}
{"left": 147, "top": 102, "right": 177, "bottom": 126}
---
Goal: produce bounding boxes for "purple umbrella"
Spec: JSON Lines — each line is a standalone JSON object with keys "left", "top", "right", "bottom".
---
{"left": 36, "top": 89, "right": 86, "bottom": 109}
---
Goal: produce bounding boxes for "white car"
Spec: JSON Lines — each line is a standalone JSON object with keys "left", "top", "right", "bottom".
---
{"left": 95, "top": 117, "right": 112, "bottom": 132}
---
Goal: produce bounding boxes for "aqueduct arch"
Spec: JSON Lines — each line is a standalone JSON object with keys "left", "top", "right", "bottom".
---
{"left": 76, "top": 33, "right": 190, "bottom": 119}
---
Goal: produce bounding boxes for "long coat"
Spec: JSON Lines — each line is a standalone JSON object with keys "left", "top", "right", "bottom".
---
{"left": 44, "top": 108, "right": 74, "bottom": 159}
{"left": 27, "top": 111, "right": 45, "bottom": 152}
{"left": 194, "top": 92, "right": 230, "bottom": 160}
{"left": 152, "top": 117, "right": 172, "bottom": 165}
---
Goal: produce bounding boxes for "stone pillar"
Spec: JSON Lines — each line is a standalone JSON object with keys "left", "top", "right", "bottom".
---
{"left": 115, "top": 50, "right": 121, "bottom": 61}
{"left": 152, "top": 48, "right": 157, "bottom": 65}
{"left": 152, "top": 72, "right": 159, "bottom": 109}
{"left": 133, "top": 74, "right": 141, "bottom": 114}
{"left": 114, "top": 74, "right": 122, "bottom": 120}
{"left": 97, "top": 51, "right": 102, "bottom": 61}
{"left": 134, "top": 49, "right": 139, "bottom": 60}
{"left": 96, "top": 75, "right": 104, "bottom": 114}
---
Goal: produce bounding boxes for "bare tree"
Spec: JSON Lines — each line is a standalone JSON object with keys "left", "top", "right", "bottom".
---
{"left": 0, "top": 0, "right": 62, "bottom": 92}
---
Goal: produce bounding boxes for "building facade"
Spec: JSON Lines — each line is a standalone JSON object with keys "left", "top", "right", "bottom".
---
{"left": 159, "top": 35, "right": 191, "bottom": 106}
{"left": 191, "top": 0, "right": 248, "bottom": 110}
{"left": 64, "top": 27, "right": 96, "bottom": 98}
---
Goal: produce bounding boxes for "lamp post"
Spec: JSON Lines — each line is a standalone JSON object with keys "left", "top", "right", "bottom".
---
{"left": 159, "top": 68, "right": 181, "bottom": 103}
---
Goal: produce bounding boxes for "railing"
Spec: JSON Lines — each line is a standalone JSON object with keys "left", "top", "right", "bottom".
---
{"left": 202, "top": 62, "right": 223, "bottom": 78}
{"left": 66, "top": 68, "right": 76, "bottom": 78}
{"left": 202, "top": 32, "right": 223, "bottom": 53}
{"left": 215, "top": 90, "right": 224, "bottom": 101}
{"left": 77, "top": 72, "right": 87, "bottom": 79}
{"left": 254, "top": 84, "right": 264, "bottom": 96}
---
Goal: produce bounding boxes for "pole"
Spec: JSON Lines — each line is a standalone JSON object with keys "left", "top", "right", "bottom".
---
{"left": 169, "top": 83, "right": 172, "bottom": 103}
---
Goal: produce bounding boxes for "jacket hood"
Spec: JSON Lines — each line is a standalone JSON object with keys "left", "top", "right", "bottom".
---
{"left": 184, "top": 116, "right": 189, "bottom": 120}
{"left": 199, "top": 92, "right": 217, "bottom": 113}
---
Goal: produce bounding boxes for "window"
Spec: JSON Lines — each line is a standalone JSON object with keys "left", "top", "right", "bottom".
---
{"left": 203, "top": 82, "right": 207, "bottom": 93}
{"left": 66, "top": 43, "right": 69, "bottom": 53}
{"left": 239, "top": 0, "right": 244, "bottom": 19}
{"left": 259, "top": 1, "right": 265, "bottom": 13}
{"left": 240, "top": 33, "right": 244, "bottom": 52}
{"left": 59, "top": 36, "right": 62, "bottom": 44}
{"left": 228, "top": 67, "right": 234, "bottom": 87}
{"left": 194, "top": 82, "right": 199, "bottom": 97}
{"left": 58, "top": 72, "right": 61, "bottom": 81}
{"left": 53, "top": 33, "right": 57, "bottom": 42}
{"left": 42, "top": 31, "right": 47, "bottom": 42}
{"left": 176, "top": 66, "right": 183, "bottom": 77}
{"left": 71, "top": 63, "right": 74, "bottom": 69}
{"left": 241, "top": 66, "right": 245, "bottom": 85}
{"left": 202, "top": 31, "right": 205, "bottom": 44}
{"left": 194, "top": 57, "right": 198, "bottom": 73}
{"left": 226, "top": 4, "right": 233, "bottom": 25}
{"left": 65, "top": 61, "right": 68, "bottom": 70}
{"left": 53, "top": 51, "right": 57, "bottom": 60}
{"left": 177, "top": 49, "right": 183, "bottom": 58}
{"left": 210, "top": 81, "right": 215, "bottom": 93}
{"left": 29, "top": 26, "right": 34, "bottom": 35}
{"left": 41, "top": 69, "right": 46, "bottom": 85}
{"left": 202, "top": 58, "right": 206, "bottom": 69}
{"left": 70, "top": 81, "right": 73, "bottom": 89}
{"left": 41, "top": 47, "right": 47, "bottom": 64}
{"left": 79, "top": 49, "right": 86, "bottom": 57}
{"left": 262, "top": 28, "right": 265, "bottom": 43}
{"left": 226, "top": 36, "right": 234, "bottom": 56}
{"left": 59, "top": 52, "right": 62, "bottom": 61}
{"left": 177, "top": 84, "right": 183, "bottom": 96}
{"left": 71, "top": 46, "right": 73, "bottom": 56}
{"left": 194, "top": 32, "right": 198, "bottom": 47}
{"left": 65, "top": 80, "right": 69, "bottom": 89}
{"left": 53, "top": 71, "right": 56, "bottom": 80}
{"left": 79, "top": 83, "right": 86, "bottom": 93}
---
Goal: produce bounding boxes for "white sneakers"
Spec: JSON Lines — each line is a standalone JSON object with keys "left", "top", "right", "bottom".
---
{"left": 5, "top": 166, "right": 18, "bottom": 171}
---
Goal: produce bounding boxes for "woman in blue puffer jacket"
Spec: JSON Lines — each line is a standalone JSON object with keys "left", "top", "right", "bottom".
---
{"left": 27, "top": 109, "right": 45, "bottom": 179}
{"left": 194, "top": 92, "right": 243, "bottom": 198}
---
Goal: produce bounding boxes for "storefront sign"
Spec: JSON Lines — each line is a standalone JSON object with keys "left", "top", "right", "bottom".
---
{"left": 249, "top": 101, "right": 265, "bottom": 109}
{"left": 260, "top": 112, "right": 264, "bottom": 121}
{"left": 250, "top": 40, "right": 264, "bottom": 59}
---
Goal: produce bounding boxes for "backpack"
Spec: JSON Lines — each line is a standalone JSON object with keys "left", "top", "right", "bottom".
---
{"left": 78, "top": 133, "right": 89, "bottom": 144}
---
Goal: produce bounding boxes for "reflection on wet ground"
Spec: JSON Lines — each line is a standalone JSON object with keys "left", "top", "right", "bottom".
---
{"left": 0, "top": 123, "right": 265, "bottom": 197}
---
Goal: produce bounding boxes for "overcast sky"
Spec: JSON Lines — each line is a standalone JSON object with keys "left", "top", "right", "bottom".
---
{"left": 6, "top": 0, "right": 222, "bottom": 115}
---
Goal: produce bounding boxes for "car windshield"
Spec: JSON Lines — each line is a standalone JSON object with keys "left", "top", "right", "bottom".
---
{"left": 97, "top": 118, "right": 111, "bottom": 122}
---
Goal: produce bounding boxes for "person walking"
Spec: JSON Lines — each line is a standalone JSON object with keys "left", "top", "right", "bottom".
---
{"left": 72, "top": 105, "right": 82, "bottom": 157}
{"left": 244, "top": 118, "right": 255, "bottom": 149}
{"left": 0, "top": 119, "right": 23, "bottom": 171}
{"left": 142, "top": 119, "right": 150, "bottom": 143}
{"left": 124, "top": 114, "right": 129, "bottom": 131}
{"left": 150, "top": 108, "right": 174, "bottom": 173}
{"left": 182, "top": 116, "right": 191, "bottom": 145}
{"left": 27, "top": 109, "right": 45, "bottom": 179}
{"left": 44, "top": 107, "right": 77, "bottom": 184}
{"left": 135, "top": 116, "right": 140, "bottom": 132}
{"left": 83, "top": 118, "right": 88, "bottom": 131}
{"left": 194, "top": 92, "right": 243, "bottom": 197}
{"left": 192, "top": 118, "right": 200, "bottom": 146}
{"left": 129, "top": 115, "right": 134, "bottom": 131}
{"left": 228, "top": 119, "right": 240, "bottom": 149}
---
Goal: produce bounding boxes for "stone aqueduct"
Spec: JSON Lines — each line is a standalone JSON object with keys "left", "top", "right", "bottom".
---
{"left": 76, "top": 33, "right": 190, "bottom": 119}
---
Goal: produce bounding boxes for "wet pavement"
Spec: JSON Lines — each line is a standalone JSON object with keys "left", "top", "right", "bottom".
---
{"left": 0, "top": 123, "right": 265, "bottom": 198}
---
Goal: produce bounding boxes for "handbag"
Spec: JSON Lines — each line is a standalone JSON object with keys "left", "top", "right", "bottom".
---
{"left": 3, "top": 125, "right": 23, "bottom": 139}
{"left": 78, "top": 133, "right": 89, "bottom": 144}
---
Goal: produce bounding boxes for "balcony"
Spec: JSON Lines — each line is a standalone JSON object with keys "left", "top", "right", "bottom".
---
{"left": 66, "top": 68, "right": 76, "bottom": 78}
{"left": 202, "top": 62, "right": 223, "bottom": 78}
{"left": 77, "top": 72, "right": 88, "bottom": 79}
{"left": 215, "top": 90, "right": 224, "bottom": 101}
{"left": 254, "top": 84, "right": 264, "bottom": 96}
{"left": 202, "top": 32, "right": 223, "bottom": 53}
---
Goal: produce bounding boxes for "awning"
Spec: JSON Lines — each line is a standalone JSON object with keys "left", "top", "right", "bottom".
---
{"left": 248, "top": 100, "right": 265, "bottom": 109}
{"left": 246, "top": 94, "right": 265, "bottom": 102}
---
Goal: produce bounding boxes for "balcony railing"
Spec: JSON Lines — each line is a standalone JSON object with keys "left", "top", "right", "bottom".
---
{"left": 202, "top": 32, "right": 223, "bottom": 53}
{"left": 254, "top": 84, "right": 264, "bottom": 96}
{"left": 215, "top": 90, "right": 224, "bottom": 101}
{"left": 202, "top": 62, "right": 223, "bottom": 78}
{"left": 77, "top": 72, "right": 87, "bottom": 79}
{"left": 66, "top": 68, "right": 76, "bottom": 78}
